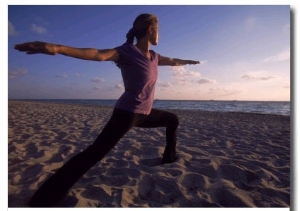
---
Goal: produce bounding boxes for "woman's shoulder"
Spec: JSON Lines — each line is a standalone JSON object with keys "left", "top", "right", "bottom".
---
{"left": 150, "top": 49, "right": 160, "bottom": 59}
{"left": 114, "top": 43, "right": 136, "bottom": 55}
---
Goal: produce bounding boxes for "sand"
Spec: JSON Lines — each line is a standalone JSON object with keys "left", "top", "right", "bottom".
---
{"left": 8, "top": 100, "right": 290, "bottom": 207}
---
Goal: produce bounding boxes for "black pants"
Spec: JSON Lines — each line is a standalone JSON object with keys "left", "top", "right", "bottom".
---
{"left": 29, "top": 108, "right": 179, "bottom": 207}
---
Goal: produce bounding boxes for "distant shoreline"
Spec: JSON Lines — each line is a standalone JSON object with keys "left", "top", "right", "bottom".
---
{"left": 8, "top": 99, "right": 290, "bottom": 116}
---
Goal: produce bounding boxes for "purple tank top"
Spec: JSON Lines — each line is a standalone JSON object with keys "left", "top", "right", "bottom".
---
{"left": 114, "top": 43, "right": 160, "bottom": 115}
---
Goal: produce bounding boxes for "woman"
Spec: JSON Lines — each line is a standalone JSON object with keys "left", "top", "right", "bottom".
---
{"left": 14, "top": 13, "right": 200, "bottom": 207}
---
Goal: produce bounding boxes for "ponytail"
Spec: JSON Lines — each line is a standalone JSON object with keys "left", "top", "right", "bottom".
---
{"left": 126, "top": 28, "right": 135, "bottom": 44}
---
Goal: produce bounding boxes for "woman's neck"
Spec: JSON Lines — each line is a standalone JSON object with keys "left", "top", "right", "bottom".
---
{"left": 135, "top": 38, "right": 151, "bottom": 53}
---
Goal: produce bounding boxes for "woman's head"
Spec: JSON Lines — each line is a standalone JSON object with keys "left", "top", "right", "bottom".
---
{"left": 126, "top": 14, "right": 158, "bottom": 45}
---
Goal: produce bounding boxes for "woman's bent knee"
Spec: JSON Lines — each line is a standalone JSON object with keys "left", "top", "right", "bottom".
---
{"left": 169, "top": 113, "right": 179, "bottom": 127}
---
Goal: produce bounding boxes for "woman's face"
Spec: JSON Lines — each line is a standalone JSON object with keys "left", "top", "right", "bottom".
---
{"left": 150, "top": 25, "right": 159, "bottom": 46}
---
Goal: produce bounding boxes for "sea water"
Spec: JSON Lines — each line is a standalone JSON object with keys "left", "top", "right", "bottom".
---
{"left": 20, "top": 99, "right": 290, "bottom": 116}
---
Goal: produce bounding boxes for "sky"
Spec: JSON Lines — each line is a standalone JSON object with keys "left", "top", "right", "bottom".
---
{"left": 7, "top": 5, "right": 290, "bottom": 101}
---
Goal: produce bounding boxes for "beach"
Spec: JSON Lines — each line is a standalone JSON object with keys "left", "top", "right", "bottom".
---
{"left": 8, "top": 100, "right": 290, "bottom": 207}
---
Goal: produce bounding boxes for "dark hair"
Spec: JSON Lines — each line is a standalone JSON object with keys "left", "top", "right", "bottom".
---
{"left": 126, "top": 14, "right": 158, "bottom": 44}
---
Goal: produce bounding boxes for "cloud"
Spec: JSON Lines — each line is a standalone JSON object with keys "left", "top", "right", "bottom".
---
{"left": 8, "top": 68, "right": 28, "bottom": 79}
{"left": 55, "top": 74, "right": 68, "bottom": 78}
{"left": 90, "top": 77, "right": 105, "bottom": 83}
{"left": 75, "top": 73, "right": 86, "bottom": 78}
{"left": 261, "top": 76, "right": 277, "bottom": 81}
{"left": 171, "top": 67, "right": 201, "bottom": 78}
{"left": 241, "top": 74, "right": 254, "bottom": 80}
{"left": 93, "top": 86, "right": 102, "bottom": 90}
{"left": 161, "top": 82, "right": 172, "bottom": 88}
{"left": 263, "top": 49, "right": 290, "bottom": 62}
{"left": 31, "top": 23, "right": 48, "bottom": 34}
{"left": 8, "top": 20, "right": 18, "bottom": 36}
{"left": 209, "top": 87, "right": 241, "bottom": 96}
{"left": 241, "top": 72, "right": 278, "bottom": 81}
{"left": 157, "top": 81, "right": 172, "bottom": 88}
{"left": 198, "top": 78, "right": 216, "bottom": 85}
{"left": 33, "top": 16, "right": 49, "bottom": 26}
{"left": 169, "top": 66, "right": 201, "bottom": 85}
{"left": 114, "top": 83, "right": 124, "bottom": 90}
{"left": 156, "top": 81, "right": 174, "bottom": 93}
{"left": 104, "top": 82, "right": 124, "bottom": 92}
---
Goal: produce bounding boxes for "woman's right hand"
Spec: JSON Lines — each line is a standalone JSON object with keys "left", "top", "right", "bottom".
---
{"left": 14, "top": 41, "right": 119, "bottom": 62}
{"left": 14, "top": 41, "right": 58, "bottom": 55}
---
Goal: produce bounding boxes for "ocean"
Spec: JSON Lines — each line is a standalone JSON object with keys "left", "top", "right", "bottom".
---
{"left": 20, "top": 99, "right": 291, "bottom": 116}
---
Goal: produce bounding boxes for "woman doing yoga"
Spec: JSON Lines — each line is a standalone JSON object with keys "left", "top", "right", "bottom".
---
{"left": 14, "top": 13, "right": 200, "bottom": 207}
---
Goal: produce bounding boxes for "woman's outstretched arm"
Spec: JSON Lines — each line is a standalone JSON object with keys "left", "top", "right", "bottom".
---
{"left": 14, "top": 41, "right": 119, "bottom": 62}
{"left": 158, "top": 55, "right": 200, "bottom": 66}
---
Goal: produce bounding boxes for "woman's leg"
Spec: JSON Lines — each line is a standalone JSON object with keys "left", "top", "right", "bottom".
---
{"left": 29, "top": 109, "right": 147, "bottom": 207}
{"left": 137, "top": 109, "right": 179, "bottom": 164}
